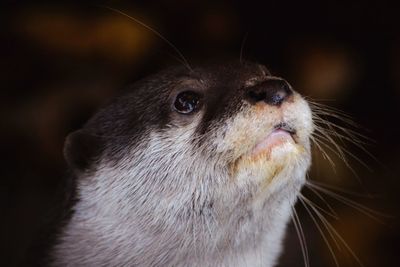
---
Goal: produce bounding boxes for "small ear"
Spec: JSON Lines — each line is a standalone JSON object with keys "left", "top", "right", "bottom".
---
{"left": 63, "top": 130, "right": 102, "bottom": 173}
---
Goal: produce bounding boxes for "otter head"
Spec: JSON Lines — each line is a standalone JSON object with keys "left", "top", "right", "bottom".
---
{"left": 58, "top": 61, "right": 313, "bottom": 266}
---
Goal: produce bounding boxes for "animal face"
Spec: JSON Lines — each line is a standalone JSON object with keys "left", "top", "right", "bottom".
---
{"left": 58, "top": 61, "right": 313, "bottom": 266}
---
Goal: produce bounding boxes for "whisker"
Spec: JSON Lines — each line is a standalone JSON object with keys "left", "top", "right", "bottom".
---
{"left": 312, "top": 118, "right": 376, "bottom": 162}
{"left": 310, "top": 136, "right": 337, "bottom": 170}
{"left": 311, "top": 133, "right": 361, "bottom": 179}
{"left": 313, "top": 130, "right": 372, "bottom": 172}
{"left": 305, "top": 89, "right": 380, "bottom": 267}
{"left": 305, "top": 181, "right": 339, "bottom": 217}
{"left": 98, "top": 5, "right": 193, "bottom": 71}
{"left": 302, "top": 195, "right": 365, "bottom": 267}
{"left": 312, "top": 115, "right": 372, "bottom": 143}
{"left": 298, "top": 196, "right": 340, "bottom": 267}
{"left": 300, "top": 194, "right": 342, "bottom": 251}
{"left": 291, "top": 207, "right": 310, "bottom": 267}
{"left": 312, "top": 129, "right": 346, "bottom": 163}
{"left": 309, "top": 180, "right": 378, "bottom": 198}
{"left": 313, "top": 118, "right": 384, "bottom": 169}
{"left": 300, "top": 192, "right": 338, "bottom": 219}
{"left": 314, "top": 126, "right": 371, "bottom": 155}
{"left": 311, "top": 106, "right": 355, "bottom": 124}
{"left": 307, "top": 100, "right": 355, "bottom": 119}
{"left": 306, "top": 182, "right": 388, "bottom": 222}
{"left": 239, "top": 32, "right": 249, "bottom": 64}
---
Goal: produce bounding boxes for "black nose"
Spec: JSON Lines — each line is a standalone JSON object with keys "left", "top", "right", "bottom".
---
{"left": 246, "top": 79, "right": 293, "bottom": 106}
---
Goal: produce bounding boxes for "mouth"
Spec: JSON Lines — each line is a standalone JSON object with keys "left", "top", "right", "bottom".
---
{"left": 251, "top": 123, "right": 296, "bottom": 157}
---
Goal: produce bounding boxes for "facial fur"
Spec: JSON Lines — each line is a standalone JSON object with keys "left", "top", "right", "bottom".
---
{"left": 53, "top": 61, "right": 313, "bottom": 267}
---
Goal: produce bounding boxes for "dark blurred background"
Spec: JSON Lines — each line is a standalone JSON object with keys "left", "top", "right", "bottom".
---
{"left": 1, "top": 1, "right": 400, "bottom": 266}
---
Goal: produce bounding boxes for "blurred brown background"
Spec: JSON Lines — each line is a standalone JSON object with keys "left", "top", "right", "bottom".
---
{"left": 1, "top": 1, "right": 400, "bottom": 266}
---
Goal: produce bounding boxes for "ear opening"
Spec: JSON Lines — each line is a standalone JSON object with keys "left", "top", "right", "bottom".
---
{"left": 63, "top": 130, "right": 102, "bottom": 173}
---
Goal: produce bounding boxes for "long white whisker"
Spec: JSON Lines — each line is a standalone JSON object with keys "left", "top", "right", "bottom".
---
{"left": 309, "top": 180, "right": 377, "bottom": 198}
{"left": 312, "top": 129, "right": 347, "bottom": 163}
{"left": 311, "top": 132, "right": 361, "bottom": 179}
{"left": 305, "top": 184, "right": 338, "bottom": 217}
{"left": 303, "top": 195, "right": 365, "bottom": 267}
{"left": 291, "top": 206, "right": 310, "bottom": 267}
{"left": 317, "top": 131, "right": 371, "bottom": 171}
{"left": 307, "top": 182, "right": 388, "bottom": 222}
{"left": 310, "top": 136, "right": 337, "bottom": 170}
{"left": 300, "top": 192, "right": 338, "bottom": 219}
{"left": 300, "top": 194, "right": 342, "bottom": 251}
{"left": 298, "top": 196, "right": 340, "bottom": 267}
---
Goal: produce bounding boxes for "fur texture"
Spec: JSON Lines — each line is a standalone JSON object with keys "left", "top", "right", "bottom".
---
{"left": 51, "top": 61, "right": 313, "bottom": 266}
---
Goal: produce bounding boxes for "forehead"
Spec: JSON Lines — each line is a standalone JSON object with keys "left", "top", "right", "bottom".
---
{"left": 180, "top": 62, "right": 269, "bottom": 87}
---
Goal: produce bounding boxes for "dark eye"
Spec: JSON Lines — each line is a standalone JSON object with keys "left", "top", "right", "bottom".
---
{"left": 173, "top": 91, "right": 201, "bottom": 114}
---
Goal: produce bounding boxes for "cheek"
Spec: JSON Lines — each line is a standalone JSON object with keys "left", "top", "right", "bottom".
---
{"left": 168, "top": 109, "right": 205, "bottom": 129}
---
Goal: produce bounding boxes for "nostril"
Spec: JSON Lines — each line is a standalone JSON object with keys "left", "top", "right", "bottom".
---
{"left": 246, "top": 79, "right": 293, "bottom": 106}
{"left": 248, "top": 90, "right": 267, "bottom": 103}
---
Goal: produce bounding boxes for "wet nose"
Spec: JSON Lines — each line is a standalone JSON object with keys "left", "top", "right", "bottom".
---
{"left": 246, "top": 78, "right": 293, "bottom": 106}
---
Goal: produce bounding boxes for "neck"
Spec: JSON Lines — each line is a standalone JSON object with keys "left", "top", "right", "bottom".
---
{"left": 51, "top": 164, "right": 303, "bottom": 267}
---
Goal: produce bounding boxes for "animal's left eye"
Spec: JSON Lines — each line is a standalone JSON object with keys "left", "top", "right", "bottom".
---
{"left": 173, "top": 91, "right": 201, "bottom": 114}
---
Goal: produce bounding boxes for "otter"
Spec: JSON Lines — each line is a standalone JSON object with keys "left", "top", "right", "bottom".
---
{"left": 50, "top": 61, "right": 313, "bottom": 266}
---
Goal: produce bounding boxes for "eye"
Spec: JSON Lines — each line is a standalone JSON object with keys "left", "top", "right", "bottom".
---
{"left": 173, "top": 91, "right": 201, "bottom": 114}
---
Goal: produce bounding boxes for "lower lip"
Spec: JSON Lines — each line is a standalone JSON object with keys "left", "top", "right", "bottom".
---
{"left": 251, "top": 129, "right": 294, "bottom": 156}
